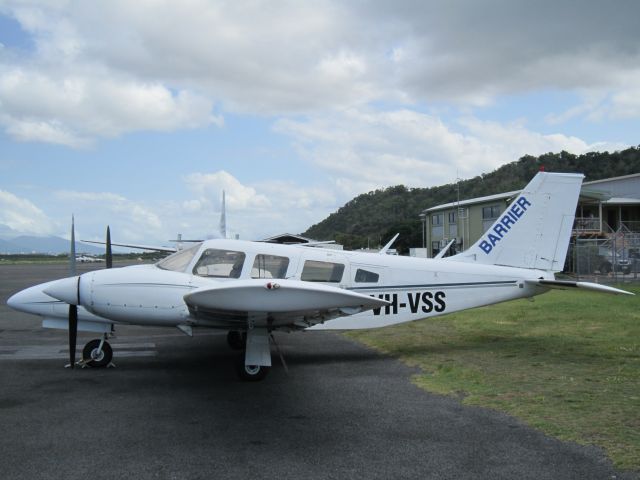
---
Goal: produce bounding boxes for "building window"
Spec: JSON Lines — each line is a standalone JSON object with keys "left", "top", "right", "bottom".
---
{"left": 482, "top": 205, "right": 502, "bottom": 220}
{"left": 482, "top": 205, "right": 503, "bottom": 232}
{"left": 301, "top": 260, "right": 345, "bottom": 283}
{"left": 431, "top": 214, "right": 443, "bottom": 225}
{"left": 448, "top": 211, "right": 457, "bottom": 224}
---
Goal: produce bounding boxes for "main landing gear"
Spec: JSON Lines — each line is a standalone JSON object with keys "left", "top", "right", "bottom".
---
{"left": 227, "top": 329, "right": 272, "bottom": 382}
{"left": 236, "top": 359, "right": 270, "bottom": 382}
{"left": 78, "top": 334, "right": 114, "bottom": 368}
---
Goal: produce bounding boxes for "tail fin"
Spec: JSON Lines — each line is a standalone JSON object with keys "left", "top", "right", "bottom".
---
{"left": 449, "top": 172, "right": 583, "bottom": 272}
{"left": 219, "top": 190, "right": 227, "bottom": 239}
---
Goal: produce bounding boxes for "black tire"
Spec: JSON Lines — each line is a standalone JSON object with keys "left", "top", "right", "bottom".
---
{"left": 227, "top": 331, "right": 246, "bottom": 351}
{"left": 622, "top": 266, "right": 631, "bottom": 275}
{"left": 599, "top": 262, "right": 612, "bottom": 274}
{"left": 82, "top": 339, "right": 113, "bottom": 368}
{"left": 235, "top": 355, "right": 270, "bottom": 381}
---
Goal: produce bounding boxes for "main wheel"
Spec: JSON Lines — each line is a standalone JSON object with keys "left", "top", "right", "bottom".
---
{"left": 82, "top": 339, "right": 113, "bottom": 368}
{"left": 227, "top": 330, "right": 246, "bottom": 351}
{"left": 235, "top": 355, "right": 270, "bottom": 381}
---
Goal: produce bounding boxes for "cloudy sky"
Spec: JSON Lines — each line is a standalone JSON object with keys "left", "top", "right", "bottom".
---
{"left": 1, "top": 0, "right": 639, "bottom": 246}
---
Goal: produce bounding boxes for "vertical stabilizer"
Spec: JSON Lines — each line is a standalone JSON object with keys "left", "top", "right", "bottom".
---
{"left": 448, "top": 172, "right": 583, "bottom": 272}
{"left": 219, "top": 190, "right": 227, "bottom": 239}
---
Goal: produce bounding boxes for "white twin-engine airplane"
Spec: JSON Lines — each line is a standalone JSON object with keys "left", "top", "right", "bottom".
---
{"left": 7, "top": 172, "right": 633, "bottom": 381}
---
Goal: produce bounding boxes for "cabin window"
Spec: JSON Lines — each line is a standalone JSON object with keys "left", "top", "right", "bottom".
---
{"left": 354, "top": 269, "right": 379, "bottom": 283}
{"left": 193, "top": 249, "right": 246, "bottom": 278}
{"left": 157, "top": 243, "right": 201, "bottom": 272}
{"left": 251, "top": 254, "right": 290, "bottom": 279}
{"left": 301, "top": 260, "right": 345, "bottom": 283}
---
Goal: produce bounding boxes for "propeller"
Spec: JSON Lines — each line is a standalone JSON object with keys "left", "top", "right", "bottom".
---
{"left": 106, "top": 225, "right": 113, "bottom": 269}
{"left": 68, "top": 282, "right": 79, "bottom": 369}
{"left": 68, "top": 216, "right": 78, "bottom": 368}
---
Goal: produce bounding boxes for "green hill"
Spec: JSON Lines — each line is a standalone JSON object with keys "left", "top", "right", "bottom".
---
{"left": 302, "top": 147, "right": 640, "bottom": 252}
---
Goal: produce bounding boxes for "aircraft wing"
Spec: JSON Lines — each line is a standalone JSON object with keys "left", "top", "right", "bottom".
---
{"left": 81, "top": 240, "right": 177, "bottom": 253}
{"left": 183, "top": 279, "right": 389, "bottom": 327}
{"left": 525, "top": 279, "right": 634, "bottom": 295}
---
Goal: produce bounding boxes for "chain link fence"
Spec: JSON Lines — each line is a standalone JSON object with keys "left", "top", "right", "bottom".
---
{"left": 568, "top": 233, "right": 640, "bottom": 283}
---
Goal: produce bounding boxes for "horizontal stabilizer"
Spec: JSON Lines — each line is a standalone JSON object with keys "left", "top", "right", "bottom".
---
{"left": 525, "top": 279, "right": 634, "bottom": 296}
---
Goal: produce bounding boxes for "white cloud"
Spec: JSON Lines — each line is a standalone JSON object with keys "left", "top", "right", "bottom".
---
{"left": 181, "top": 171, "right": 343, "bottom": 239}
{"left": 52, "top": 189, "right": 164, "bottom": 242}
{"left": 275, "top": 107, "right": 616, "bottom": 198}
{"left": 184, "top": 171, "right": 271, "bottom": 211}
{"left": 0, "top": 0, "right": 639, "bottom": 148}
{"left": 0, "top": 190, "right": 55, "bottom": 235}
{"left": 0, "top": 66, "right": 220, "bottom": 147}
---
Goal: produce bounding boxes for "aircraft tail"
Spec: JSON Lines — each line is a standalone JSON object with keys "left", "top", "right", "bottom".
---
{"left": 448, "top": 172, "right": 583, "bottom": 272}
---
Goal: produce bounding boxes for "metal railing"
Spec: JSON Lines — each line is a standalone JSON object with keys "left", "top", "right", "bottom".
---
{"left": 573, "top": 217, "right": 601, "bottom": 232}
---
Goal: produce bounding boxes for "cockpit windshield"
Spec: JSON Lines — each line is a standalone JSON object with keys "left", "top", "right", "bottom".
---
{"left": 156, "top": 243, "right": 201, "bottom": 272}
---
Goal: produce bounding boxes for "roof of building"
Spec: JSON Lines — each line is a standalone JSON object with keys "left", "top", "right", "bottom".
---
{"left": 422, "top": 190, "right": 518, "bottom": 214}
{"left": 583, "top": 172, "right": 640, "bottom": 185}
{"left": 603, "top": 197, "right": 640, "bottom": 205}
{"left": 422, "top": 175, "right": 640, "bottom": 214}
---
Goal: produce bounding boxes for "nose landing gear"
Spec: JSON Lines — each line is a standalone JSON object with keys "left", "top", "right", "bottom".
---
{"left": 79, "top": 335, "right": 115, "bottom": 368}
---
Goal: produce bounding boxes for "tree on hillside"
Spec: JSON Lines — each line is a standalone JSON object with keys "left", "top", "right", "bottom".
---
{"left": 303, "top": 146, "right": 640, "bottom": 250}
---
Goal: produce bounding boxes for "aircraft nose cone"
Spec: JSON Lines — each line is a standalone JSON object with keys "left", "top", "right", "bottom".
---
{"left": 43, "top": 276, "right": 80, "bottom": 305}
{"left": 7, "top": 291, "right": 22, "bottom": 310}
{"left": 7, "top": 282, "right": 56, "bottom": 315}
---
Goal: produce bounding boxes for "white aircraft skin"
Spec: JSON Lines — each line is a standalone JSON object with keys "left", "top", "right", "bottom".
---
{"left": 6, "top": 172, "right": 633, "bottom": 380}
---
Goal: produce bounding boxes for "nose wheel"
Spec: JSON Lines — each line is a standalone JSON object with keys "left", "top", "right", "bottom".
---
{"left": 81, "top": 338, "right": 114, "bottom": 368}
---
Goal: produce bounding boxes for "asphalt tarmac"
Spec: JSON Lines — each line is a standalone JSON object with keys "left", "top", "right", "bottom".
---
{"left": 0, "top": 263, "right": 635, "bottom": 480}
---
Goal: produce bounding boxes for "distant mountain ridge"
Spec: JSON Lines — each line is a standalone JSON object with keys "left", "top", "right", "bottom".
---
{"left": 303, "top": 147, "right": 640, "bottom": 252}
{"left": 0, "top": 234, "right": 104, "bottom": 255}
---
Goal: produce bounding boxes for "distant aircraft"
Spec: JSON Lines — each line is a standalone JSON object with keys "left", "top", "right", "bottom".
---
{"left": 7, "top": 173, "right": 633, "bottom": 381}
{"left": 75, "top": 255, "right": 104, "bottom": 263}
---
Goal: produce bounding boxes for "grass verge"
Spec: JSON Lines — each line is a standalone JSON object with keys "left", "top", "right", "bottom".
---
{"left": 346, "top": 285, "right": 640, "bottom": 470}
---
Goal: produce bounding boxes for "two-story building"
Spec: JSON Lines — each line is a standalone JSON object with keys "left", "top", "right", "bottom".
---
{"left": 420, "top": 173, "right": 640, "bottom": 258}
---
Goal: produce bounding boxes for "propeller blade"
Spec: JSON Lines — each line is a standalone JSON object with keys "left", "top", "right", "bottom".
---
{"left": 106, "top": 225, "right": 113, "bottom": 269}
{"left": 68, "top": 304, "right": 78, "bottom": 369}
{"left": 67, "top": 276, "right": 80, "bottom": 369}
{"left": 70, "top": 215, "right": 77, "bottom": 276}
